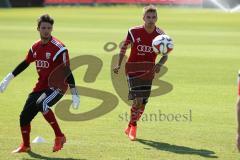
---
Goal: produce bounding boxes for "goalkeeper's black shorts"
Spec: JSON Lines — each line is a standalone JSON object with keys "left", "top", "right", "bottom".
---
{"left": 20, "top": 88, "right": 64, "bottom": 126}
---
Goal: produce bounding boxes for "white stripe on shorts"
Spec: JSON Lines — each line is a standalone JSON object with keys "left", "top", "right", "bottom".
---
{"left": 42, "top": 90, "right": 59, "bottom": 112}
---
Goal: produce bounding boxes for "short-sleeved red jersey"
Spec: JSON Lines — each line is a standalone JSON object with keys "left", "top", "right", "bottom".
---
{"left": 25, "top": 36, "right": 70, "bottom": 92}
{"left": 122, "top": 25, "right": 165, "bottom": 77}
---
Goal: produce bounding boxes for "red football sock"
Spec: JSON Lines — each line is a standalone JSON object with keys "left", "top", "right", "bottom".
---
{"left": 42, "top": 109, "right": 64, "bottom": 137}
{"left": 129, "top": 104, "right": 138, "bottom": 126}
{"left": 137, "top": 105, "right": 145, "bottom": 121}
{"left": 21, "top": 124, "right": 31, "bottom": 147}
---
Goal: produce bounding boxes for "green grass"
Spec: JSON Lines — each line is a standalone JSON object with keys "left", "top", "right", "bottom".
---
{"left": 0, "top": 6, "right": 240, "bottom": 160}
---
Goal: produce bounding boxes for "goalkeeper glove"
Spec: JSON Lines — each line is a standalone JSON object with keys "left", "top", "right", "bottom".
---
{"left": 70, "top": 87, "right": 80, "bottom": 109}
{"left": 0, "top": 73, "right": 14, "bottom": 93}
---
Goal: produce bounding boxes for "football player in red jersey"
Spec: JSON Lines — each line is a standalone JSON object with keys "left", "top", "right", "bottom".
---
{"left": 113, "top": 5, "right": 169, "bottom": 141}
{"left": 0, "top": 14, "right": 80, "bottom": 152}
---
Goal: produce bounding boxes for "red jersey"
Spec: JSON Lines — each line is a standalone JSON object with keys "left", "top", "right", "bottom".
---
{"left": 121, "top": 25, "right": 165, "bottom": 77}
{"left": 25, "top": 36, "right": 70, "bottom": 92}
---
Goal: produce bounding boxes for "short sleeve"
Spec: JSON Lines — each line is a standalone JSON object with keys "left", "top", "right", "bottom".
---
{"left": 119, "top": 31, "right": 133, "bottom": 55}
{"left": 55, "top": 50, "right": 70, "bottom": 67}
{"left": 25, "top": 48, "right": 34, "bottom": 64}
{"left": 127, "top": 30, "right": 134, "bottom": 43}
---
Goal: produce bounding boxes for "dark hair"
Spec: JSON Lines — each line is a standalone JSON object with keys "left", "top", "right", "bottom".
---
{"left": 37, "top": 14, "right": 54, "bottom": 28}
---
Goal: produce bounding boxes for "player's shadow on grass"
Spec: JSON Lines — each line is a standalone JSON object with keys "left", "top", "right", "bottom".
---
{"left": 21, "top": 151, "right": 86, "bottom": 160}
{"left": 137, "top": 139, "right": 218, "bottom": 158}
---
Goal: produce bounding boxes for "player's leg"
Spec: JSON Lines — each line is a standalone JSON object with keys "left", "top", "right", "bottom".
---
{"left": 125, "top": 76, "right": 144, "bottom": 140}
{"left": 127, "top": 97, "right": 144, "bottom": 141}
{"left": 38, "top": 89, "right": 64, "bottom": 137}
{"left": 125, "top": 76, "right": 137, "bottom": 135}
{"left": 37, "top": 88, "right": 65, "bottom": 152}
{"left": 135, "top": 80, "right": 152, "bottom": 121}
{"left": 12, "top": 92, "right": 42, "bottom": 153}
{"left": 129, "top": 97, "right": 143, "bottom": 126}
{"left": 136, "top": 98, "right": 148, "bottom": 121}
{"left": 127, "top": 78, "right": 152, "bottom": 140}
{"left": 127, "top": 98, "right": 149, "bottom": 141}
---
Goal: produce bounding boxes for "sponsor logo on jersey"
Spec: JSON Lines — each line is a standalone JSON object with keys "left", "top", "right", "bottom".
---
{"left": 46, "top": 52, "right": 51, "bottom": 59}
{"left": 137, "top": 45, "right": 154, "bottom": 53}
{"left": 36, "top": 60, "right": 50, "bottom": 69}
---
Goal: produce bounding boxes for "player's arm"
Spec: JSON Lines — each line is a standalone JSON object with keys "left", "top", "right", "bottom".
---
{"left": 65, "top": 68, "right": 79, "bottom": 105}
{"left": 0, "top": 60, "right": 30, "bottom": 93}
{"left": 113, "top": 31, "right": 132, "bottom": 74}
{"left": 66, "top": 71, "right": 76, "bottom": 89}
{"left": 55, "top": 50, "right": 80, "bottom": 109}
{"left": 12, "top": 60, "right": 30, "bottom": 77}
{"left": 115, "top": 53, "right": 125, "bottom": 70}
{"left": 153, "top": 54, "right": 168, "bottom": 73}
{"left": 158, "top": 54, "right": 168, "bottom": 66}
{"left": 66, "top": 65, "right": 80, "bottom": 110}
{"left": 113, "top": 43, "right": 129, "bottom": 74}
{"left": 66, "top": 69, "right": 80, "bottom": 108}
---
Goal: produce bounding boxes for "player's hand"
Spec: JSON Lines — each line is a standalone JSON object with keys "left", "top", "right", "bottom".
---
{"left": 152, "top": 63, "right": 162, "bottom": 73}
{"left": 113, "top": 65, "right": 121, "bottom": 74}
{"left": 70, "top": 87, "right": 80, "bottom": 109}
{"left": 0, "top": 73, "right": 14, "bottom": 93}
{"left": 237, "top": 134, "right": 240, "bottom": 152}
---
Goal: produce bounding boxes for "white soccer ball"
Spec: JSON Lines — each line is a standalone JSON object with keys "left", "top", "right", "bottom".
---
{"left": 152, "top": 34, "right": 174, "bottom": 55}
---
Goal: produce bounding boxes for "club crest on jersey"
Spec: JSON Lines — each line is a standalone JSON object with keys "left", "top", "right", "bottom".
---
{"left": 137, "top": 37, "right": 141, "bottom": 43}
{"left": 46, "top": 52, "right": 51, "bottom": 59}
{"left": 33, "top": 52, "right": 37, "bottom": 58}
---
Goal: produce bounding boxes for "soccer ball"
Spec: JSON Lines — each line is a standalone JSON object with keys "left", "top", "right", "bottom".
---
{"left": 152, "top": 34, "right": 174, "bottom": 55}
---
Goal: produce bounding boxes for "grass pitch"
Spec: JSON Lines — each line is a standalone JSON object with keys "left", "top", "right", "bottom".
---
{"left": 0, "top": 6, "right": 239, "bottom": 160}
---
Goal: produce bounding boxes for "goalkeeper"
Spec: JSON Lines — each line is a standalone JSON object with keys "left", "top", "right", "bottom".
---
{"left": 0, "top": 14, "right": 80, "bottom": 153}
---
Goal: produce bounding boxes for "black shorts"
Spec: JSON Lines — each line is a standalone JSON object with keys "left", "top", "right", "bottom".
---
{"left": 19, "top": 88, "right": 64, "bottom": 126}
{"left": 127, "top": 75, "right": 152, "bottom": 104}
{"left": 22, "top": 88, "right": 64, "bottom": 113}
